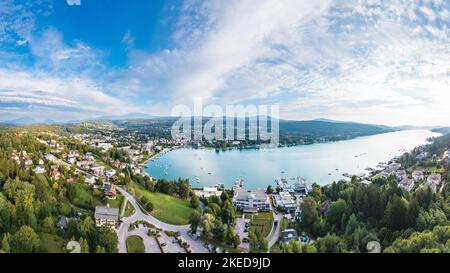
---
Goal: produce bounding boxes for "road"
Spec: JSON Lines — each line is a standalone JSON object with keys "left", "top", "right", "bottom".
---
{"left": 116, "top": 186, "right": 209, "bottom": 253}
{"left": 267, "top": 212, "right": 283, "bottom": 251}
{"left": 236, "top": 216, "right": 250, "bottom": 252}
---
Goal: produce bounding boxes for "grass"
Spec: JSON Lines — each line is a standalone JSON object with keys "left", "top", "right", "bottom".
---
{"left": 126, "top": 235, "right": 145, "bottom": 253}
{"left": 107, "top": 193, "right": 124, "bottom": 209}
{"left": 133, "top": 183, "right": 197, "bottom": 225}
{"left": 38, "top": 233, "right": 66, "bottom": 253}
{"left": 427, "top": 166, "right": 445, "bottom": 173}
{"left": 249, "top": 212, "right": 274, "bottom": 238}
{"left": 123, "top": 201, "right": 135, "bottom": 217}
{"left": 72, "top": 184, "right": 103, "bottom": 209}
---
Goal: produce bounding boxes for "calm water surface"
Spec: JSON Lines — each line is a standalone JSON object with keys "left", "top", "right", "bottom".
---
{"left": 145, "top": 130, "right": 440, "bottom": 189}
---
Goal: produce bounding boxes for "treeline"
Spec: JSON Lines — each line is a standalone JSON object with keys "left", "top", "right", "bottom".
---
{"left": 273, "top": 174, "right": 449, "bottom": 253}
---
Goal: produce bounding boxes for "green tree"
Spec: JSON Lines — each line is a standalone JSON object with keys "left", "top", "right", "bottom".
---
{"left": 1, "top": 233, "right": 10, "bottom": 253}
{"left": 190, "top": 195, "right": 200, "bottom": 209}
{"left": 299, "top": 197, "right": 319, "bottom": 229}
{"left": 189, "top": 211, "right": 202, "bottom": 233}
{"left": 10, "top": 225, "right": 40, "bottom": 253}
{"left": 80, "top": 237, "right": 90, "bottom": 253}
{"left": 327, "top": 199, "right": 347, "bottom": 231}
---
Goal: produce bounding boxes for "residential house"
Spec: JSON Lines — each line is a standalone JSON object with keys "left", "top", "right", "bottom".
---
{"left": 388, "top": 162, "right": 401, "bottom": 171}
{"left": 412, "top": 170, "right": 424, "bottom": 182}
{"left": 281, "top": 229, "right": 299, "bottom": 243}
{"left": 85, "top": 174, "right": 96, "bottom": 185}
{"left": 103, "top": 183, "right": 117, "bottom": 199}
{"left": 398, "top": 177, "right": 414, "bottom": 192}
{"left": 34, "top": 165, "right": 46, "bottom": 174}
{"left": 51, "top": 169, "right": 61, "bottom": 180}
{"left": 67, "top": 155, "right": 76, "bottom": 164}
{"left": 57, "top": 216, "right": 70, "bottom": 229}
{"left": 94, "top": 206, "right": 120, "bottom": 228}
{"left": 425, "top": 173, "right": 442, "bottom": 193}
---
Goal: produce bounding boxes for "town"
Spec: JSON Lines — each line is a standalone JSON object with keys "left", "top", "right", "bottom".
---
{"left": 1, "top": 123, "right": 449, "bottom": 254}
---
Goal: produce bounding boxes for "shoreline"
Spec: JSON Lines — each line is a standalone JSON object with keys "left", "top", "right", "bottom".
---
{"left": 143, "top": 129, "right": 439, "bottom": 189}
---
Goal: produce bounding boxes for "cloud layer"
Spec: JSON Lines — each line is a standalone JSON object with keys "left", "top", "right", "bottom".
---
{"left": 1, "top": 0, "right": 450, "bottom": 126}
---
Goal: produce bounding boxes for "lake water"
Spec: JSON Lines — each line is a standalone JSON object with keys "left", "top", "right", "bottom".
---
{"left": 145, "top": 130, "right": 440, "bottom": 189}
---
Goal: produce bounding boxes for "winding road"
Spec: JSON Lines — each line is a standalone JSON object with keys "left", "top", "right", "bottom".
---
{"left": 116, "top": 186, "right": 209, "bottom": 253}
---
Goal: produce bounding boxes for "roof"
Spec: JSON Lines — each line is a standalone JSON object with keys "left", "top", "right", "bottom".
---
{"left": 234, "top": 188, "right": 268, "bottom": 202}
{"left": 94, "top": 206, "right": 119, "bottom": 221}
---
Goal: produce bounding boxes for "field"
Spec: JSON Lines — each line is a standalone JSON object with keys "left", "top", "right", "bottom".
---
{"left": 123, "top": 200, "right": 136, "bottom": 217}
{"left": 133, "top": 184, "right": 197, "bottom": 225}
{"left": 249, "top": 212, "right": 274, "bottom": 237}
{"left": 126, "top": 235, "right": 145, "bottom": 253}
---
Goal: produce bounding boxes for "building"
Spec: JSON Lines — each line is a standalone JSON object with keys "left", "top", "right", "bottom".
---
{"left": 233, "top": 187, "right": 270, "bottom": 213}
{"left": 103, "top": 183, "right": 117, "bottom": 199}
{"left": 388, "top": 162, "right": 401, "bottom": 171}
{"left": 85, "top": 174, "right": 96, "bottom": 185}
{"left": 34, "top": 165, "right": 46, "bottom": 174}
{"left": 194, "top": 187, "right": 223, "bottom": 198}
{"left": 272, "top": 191, "right": 296, "bottom": 212}
{"left": 398, "top": 177, "right": 414, "bottom": 192}
{"left": 412, "top": 170, "right": 424, "bottom": 182}
{"left": 281, "top": 229, "right": 298, "bottom": 243}
{"left": 425, "top": 173, "right": 442, "bottom": 193}
{"left": 94, "top": 206, "right": 120, "bottom": 228}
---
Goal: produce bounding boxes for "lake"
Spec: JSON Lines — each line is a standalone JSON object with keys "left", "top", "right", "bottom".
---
{"left": 145, "top": 130, "right": 440, "bottom": 189}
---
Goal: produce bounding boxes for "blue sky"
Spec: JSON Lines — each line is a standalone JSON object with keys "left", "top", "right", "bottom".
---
{"left": 1, "top": 0, "right": 450, "bottom": 126}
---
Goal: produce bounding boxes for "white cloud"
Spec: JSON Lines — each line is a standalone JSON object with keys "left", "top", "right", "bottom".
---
{"left": 66, "top": 0, "right": 81, "bottom": 6}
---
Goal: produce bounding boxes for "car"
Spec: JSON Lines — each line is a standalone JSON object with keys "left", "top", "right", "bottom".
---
{"left": 161, "top": 243, "right": 167, "bottom": 247}
{"left": 242, "top": 238, "right": 249, "bottom": 243}
{"left": 245, "top": 223, "right": 250, "bottom": 228}
{"left": 244, "top": 228, "right": 249, "bottom": 233}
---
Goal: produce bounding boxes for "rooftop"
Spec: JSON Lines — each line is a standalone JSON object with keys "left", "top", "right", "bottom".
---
{"left": 94, "top": 206, "right": 119, "bottom": 221}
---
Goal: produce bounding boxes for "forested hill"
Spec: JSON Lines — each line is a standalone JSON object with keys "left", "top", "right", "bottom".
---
{"left": 278, "top": 119, "right": 394, "bottom": 143}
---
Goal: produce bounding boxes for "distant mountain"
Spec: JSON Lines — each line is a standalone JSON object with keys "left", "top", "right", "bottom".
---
{"left": 432, "top": 127, "right": 450, "bottom": 135}
{"left": 94, "top": 113, "right": 155, "bottom": 121}
{"left": 0, "top": 117, "right": 37, "bottom": 125}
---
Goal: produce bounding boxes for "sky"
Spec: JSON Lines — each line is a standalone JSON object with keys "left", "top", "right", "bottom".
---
{"left": 0, "top": 0, "right": 449, "bottom": 126}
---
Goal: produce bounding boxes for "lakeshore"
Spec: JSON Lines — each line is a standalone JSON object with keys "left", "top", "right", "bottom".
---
{"left": 145, "top": 130, "right": 441, "bottom": 189}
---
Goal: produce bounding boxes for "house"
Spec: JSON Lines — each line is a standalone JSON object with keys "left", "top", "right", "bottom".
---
{"left": 233, "top": 187, "right": 270, "bottom": 212}
{"left": 105, "top": 169, "right": 116, "bottom": 178}
{"left": 294, "top": 182, "right": 313, "bottom": 195}
{"left": 194, "top": 187, "right": 223, "bottom": 198}
{"left": 51, "top": 169, "right": 61, "bottom": 180}
{"left": 281, "top": 229, "right": 298, "bottom": 243}
{"left": 415, "top": 152, "right": 428, "bottom": 161}
{"left": 85, "top": 174, "right": 96, "bottom": 185}
{"left": 45, "top": 153, "right": 58, "bottom": 162}
{"left": 34, "top": 165, "right": 46, "bottom": 174}
{"left": 90, "top": 165, "right": 104, "bottom": 176}
{"left": 94, "top": 206, "right": 120, "bottom": 228}
{"left": 398, "top": 177, "right": 414, "bottom": 192}
{"left": 103, "top": 183, "right": 117, "bottom": 199}
{"left": 38, "top": 159, "right": 44, "bottom": 165}
{"left": 272, "top": 192, "right": 296, "bottom": 212}
{"left": 412, "top": 170, "right": 424, "bottom": 182}
{"left": 57, "top": 216, "right": 70, "bottom": 229}
{"left": 24, "top": 159, "right": 33, "bottom": 167}
{"left": 67, "top": 155, "right": 76, "bottom": 164}
{"left": 85, "top": 152, "right": 95, "bottom": 161}
{"left": 388, "top": 162, "right": 401, "bottom": 171}
{"left": 425, "top": 173, "right": 442, "bottom": 193}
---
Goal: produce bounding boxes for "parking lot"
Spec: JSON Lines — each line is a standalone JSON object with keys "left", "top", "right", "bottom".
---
{"left": 158, "top": 232, "right": 186, "bottom": 253}
{"left": 236, "top": 216, "right": 250, "bottom": 252}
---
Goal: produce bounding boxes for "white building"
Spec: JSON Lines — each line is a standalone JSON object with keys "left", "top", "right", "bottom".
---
{"left": 273, "top": 191, "right": 296, "bottom": 212}
{"left": 85, "top": 174, "right": 96, "bottom": 185}
{"left": 412, "top": 171, "right": 424, "bottom": 182}
{"left": 34, "top": 165, "right": 45, "bottom": 174}
{"left": 233, "top": 188, "right": 270, "bottom": 213}
{"left": 194, "top": 187, "right": 223, "bottom": 198}
{"left": 398, "top": 177, "right": 414, "bottom": 192}
{"left": 94, "top": 206, "right": 119, "bottom": 228}
{"left": 425, "top": 173, "right": 442, "bottom": 193}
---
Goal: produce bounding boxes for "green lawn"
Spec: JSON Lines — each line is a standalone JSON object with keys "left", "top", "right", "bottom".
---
{"left": 38, "top": 233, "right": 66, "bottom": 253}
{"left": 249, "top": 212, "right": 274, "bottom": 238}
{"left": 126, "top": 235, "right": 145, "bottom": 253}
{"left": 133, "top": 184, "right": 197, "bottom": 225}
{"left": 107, "top": 193, "right": 124, "bottom": 209}
{"left": 72, "top": 184, "right": 103, "bottom": 209}
{"left": 123, "top": 200, "right": 135, "bottom": 217}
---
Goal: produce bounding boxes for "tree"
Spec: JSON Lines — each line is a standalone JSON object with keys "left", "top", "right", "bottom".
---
{"left": 189, "top": 211, "right": 202, "bottom": 233}
{"left": 317, "top": 234, "right": 346, "bottom": 253}
{"left": 95, "top": 227, "right": 119, "bottom": 253}
{"left": 232, "top": 234, "right": 241, "bottom": 249}
{"left": 266, "top": 185, "right": 274, "bottom": 194}
{"left": 10, "top": 225, "right": 40, "bottom": 253}
{"left": 384, "top": 195, "right": 408, "bottom": 231}
{"left": 299, "top": 197, "right": 319, "bottom": 229}
{"left": 96, "top": 245, "right": 106, "bottom": 253}
{"left": 416, "top": 208, "right": 448, "bottom": 231}
{"left": 327, "top": 199, "right": 347, "bottom": 231}
{"left": 190, "top": 195, "right": 200, "bottom": 209}
{"left": 1, "top": 233, "right": 10, "bottom": 253}
{"left": 80, "top": 237, "right": 90, "bottom": 253}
